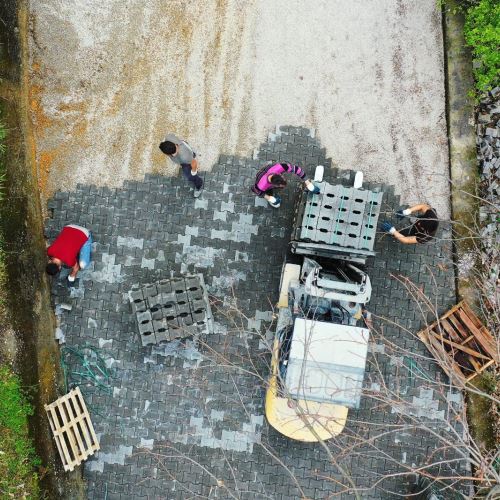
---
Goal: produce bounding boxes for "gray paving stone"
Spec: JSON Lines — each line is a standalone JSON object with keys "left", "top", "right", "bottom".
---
{"left": 46, "top": 126, "right": 466, "bottom": 499}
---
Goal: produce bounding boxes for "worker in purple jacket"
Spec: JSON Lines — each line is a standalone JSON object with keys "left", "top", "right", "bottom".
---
{"left": 251, "top": 162, "right": 320, "bottom": 208}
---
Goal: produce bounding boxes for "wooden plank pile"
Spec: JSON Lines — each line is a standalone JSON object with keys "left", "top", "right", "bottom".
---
{"left": 45, "top": 387, "right": 100, "bottom": 471}
{"left": 417, "top": 301, "right": 498, "bottom": 384}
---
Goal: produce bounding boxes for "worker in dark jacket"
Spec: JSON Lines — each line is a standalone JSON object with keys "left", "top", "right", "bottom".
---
{"left": 380, "top": 204, "right": 439, "bottom": 244}
{"left": 46, "top": 224, "right": 93, "bottom": 282}
{"left": 251, "top": 161, "right": 320, "bottom": 208}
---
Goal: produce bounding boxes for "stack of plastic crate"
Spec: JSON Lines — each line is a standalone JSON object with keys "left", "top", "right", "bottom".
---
{"left": 292, "top": 182, "right": 383, "bottom": 263}
{"left": 128, "top": 274, "right": 213, "bottom": 346}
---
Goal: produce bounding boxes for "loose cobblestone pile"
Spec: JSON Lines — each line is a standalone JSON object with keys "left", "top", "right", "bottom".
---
{"left": 476, "top": 88, "right": 500, "bottom": 306}
{"left": 46, "top": 126, "right": 468, "bottom": 499}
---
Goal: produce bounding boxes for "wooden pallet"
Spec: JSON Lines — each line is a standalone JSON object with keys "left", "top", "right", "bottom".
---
{"left": 45, "top": 387, "right": 100, "bottom": 471}
{"left": 417, "top": 301, "right": 498, "bottom": 384}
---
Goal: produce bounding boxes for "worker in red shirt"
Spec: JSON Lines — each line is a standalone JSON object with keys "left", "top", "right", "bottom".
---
{"left": 46, "top": 225, "right": 93, "bottom": 282}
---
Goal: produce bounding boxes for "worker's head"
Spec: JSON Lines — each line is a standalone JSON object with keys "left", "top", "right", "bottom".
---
{"left": 159, "top": 141, "right": 176, "bottom": 155}
{"left": 269, "top": 174, "right": 287, "bottom": 188}
{"left": 415, "top": 209, "right": 439, "bottom": 235}
{"left": 46, "top": 258, "right": 61, "bottom": 276}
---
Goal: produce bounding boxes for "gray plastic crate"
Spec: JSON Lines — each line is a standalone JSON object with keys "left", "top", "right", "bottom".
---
{"left": 128, "top": 273, "right": 214, "bottom": 345}
{"left": 142, "top": 283, "right": 158, "bottom": 299}
{"left": 292, "top": 181, "right": 384, "bottom": 255}
{"left": 157, "top": 279, "right": 172, "bottom": 294}
{"left": 175, "top": 301, "right": 191, "bottom": 315}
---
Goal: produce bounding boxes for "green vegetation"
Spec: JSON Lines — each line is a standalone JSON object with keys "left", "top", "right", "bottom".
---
{"left": 0, "top": 119, "right": 40, "bottom": 498}
{"left": 0, "top": 121, "right": 6, "bottom": 305}
{"left": 0, "top": 123, "right": 7, "bottom": 202}
{"left": 0, "top": 121, "right": 5, "bottom": 202}
{"left": 0, "top": 366, "right": 40, "bottom": 498}
{"left": 0, "top": 118, "right": 7, "bottom": 309}
{"left": 463, "top": 0, "right": 500, "bottom": 94}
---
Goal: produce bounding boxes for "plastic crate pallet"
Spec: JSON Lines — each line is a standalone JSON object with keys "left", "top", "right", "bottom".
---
{"left": 292, "top": 182, "right": 383, "bottom": 253}
{"left": 129, "top": 273, "right": 213, "bottom": 346}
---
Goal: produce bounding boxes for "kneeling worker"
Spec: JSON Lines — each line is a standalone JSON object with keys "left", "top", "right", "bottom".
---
{"left": 380, "top": 204, "right": 439, "bottom": 244}
{"left": 46, "top": 224, "right": 93, "bottom": 282}
{"left": 251, "top": 161, "right": 320, "bottom": 208}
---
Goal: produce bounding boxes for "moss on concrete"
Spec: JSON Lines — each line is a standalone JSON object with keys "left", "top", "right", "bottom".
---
{"left": 443, "top": 0, "right": 498, "bottom": 462}
{"left": 0, "top": 1, "right": 85, "bottom": 498}
{"left": 467, "top": 373, "right": 497, "bottom": 451}
{"left": 443, "top": 0, "right": 480, "bottom": 305}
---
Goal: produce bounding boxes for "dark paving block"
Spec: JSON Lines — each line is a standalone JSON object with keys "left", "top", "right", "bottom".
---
{"left": 46, "top": 125, "right": 463, "bottom": 500}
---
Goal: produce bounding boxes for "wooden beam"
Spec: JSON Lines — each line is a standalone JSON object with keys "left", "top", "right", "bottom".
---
{"left": 467, "top": 355, "right": 481, "bottom": 372}
{"left": 460, "top": 302, "right": 484, "bottom": 330}
{"left": 438, "top": 318, "right": 461, "bottom": 342}
{"left": 416, "top": 302, "right": 462, "bottom": 338}
{"left": 457, "top": 310, "right": 497, "bottom": 359}
{"left": 427, "top": 334, "right": 466, "bottom": 383}
{"left": 428, "top": 331, "right": 491, "bottom": 360}
{"left": 447, "top": 313, "right": 469, "bottom": 340}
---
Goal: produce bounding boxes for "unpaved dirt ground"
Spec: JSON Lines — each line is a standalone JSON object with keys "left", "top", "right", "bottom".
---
{"left": 29, "top": 0, "right": 450, "bottom": 216}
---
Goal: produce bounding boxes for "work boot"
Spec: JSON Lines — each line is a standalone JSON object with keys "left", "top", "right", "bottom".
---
{"left": 67, "top": 275, "right": 78, "bottom": 287}
{"left": 268, "top": 195, "right": 281, "bottom": 208}
{"left": 193, "top": 178, "right": 204, "bottom": 198}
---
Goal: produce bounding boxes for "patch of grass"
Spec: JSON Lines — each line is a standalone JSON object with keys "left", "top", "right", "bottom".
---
{"left": 0, "top": 240, "right": 5, "bottom": 310}
{"left": 463, "top": 0, "right": 500, "bottom": 94}
{"left": 0, "top": 366, "right": 40, "bottom": 499}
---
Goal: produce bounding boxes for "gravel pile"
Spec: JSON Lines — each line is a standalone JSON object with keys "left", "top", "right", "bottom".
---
{"left": 476, "top": 87, "right": 500, "bottom": 309}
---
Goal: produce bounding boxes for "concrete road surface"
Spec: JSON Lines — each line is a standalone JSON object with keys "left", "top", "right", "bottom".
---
{"left": 29, "top": 0, "right": 450, "bottom": 216}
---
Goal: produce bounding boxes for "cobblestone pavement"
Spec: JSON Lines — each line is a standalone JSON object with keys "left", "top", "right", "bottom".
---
{"left": 46, "top": 127, "right": 468, "bottom": 499}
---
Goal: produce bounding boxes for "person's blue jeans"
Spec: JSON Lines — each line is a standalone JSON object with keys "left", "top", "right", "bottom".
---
{"left": 181, "top": 164, "right": 203, "bottom": 190}
{"left": 78, "top": 233, "right": 93, "bottom": 270}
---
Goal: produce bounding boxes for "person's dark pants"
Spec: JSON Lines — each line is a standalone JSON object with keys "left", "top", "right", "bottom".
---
{"left": 181, "top": 164, "right": 203, "bottom": 190}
